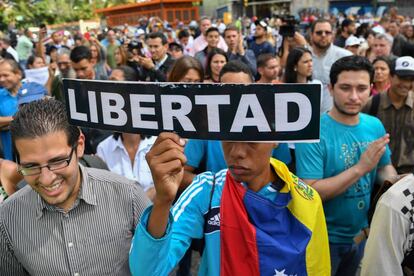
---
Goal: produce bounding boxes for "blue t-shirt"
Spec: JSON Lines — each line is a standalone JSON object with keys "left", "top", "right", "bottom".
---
{"left": 248, "top": 40, "right": 275, "bottom": 58}
{"left": 184, "top": 140, "right": 291, "bottom": 173}
{"left": 295, "top": 113, "right": 391, "bottom": 244}
{"left": 0, "top": 88, "right": 18, "bottom": 160}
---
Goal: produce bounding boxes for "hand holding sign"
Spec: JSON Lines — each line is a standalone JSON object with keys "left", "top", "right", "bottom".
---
{"left": 146, "top": 132, "right": 187, "bottom": 205}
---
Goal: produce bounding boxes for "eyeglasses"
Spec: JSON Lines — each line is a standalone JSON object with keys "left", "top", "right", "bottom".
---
{"left": 18, "top": 145, "right": 77, "bottom": 176}
{"left": 314, "top": 30, "right": 333, "bottom": 36}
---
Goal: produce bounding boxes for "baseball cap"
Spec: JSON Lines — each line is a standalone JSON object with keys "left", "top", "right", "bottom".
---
{"left": 394, "top": 56, "right": 414, "bottom": 78}
{"left": 255, "top": 20, "right": 268, "bottom": 29}
{"left": 18, "top": 82, "right": 47, "bottom": 105}
{"left": 345, "top": 36, "right": 361, "bottom": 47}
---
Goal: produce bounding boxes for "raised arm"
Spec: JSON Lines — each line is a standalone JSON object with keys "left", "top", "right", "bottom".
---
{"left": 145, "top": 132, "right": 187, "bottom": 238}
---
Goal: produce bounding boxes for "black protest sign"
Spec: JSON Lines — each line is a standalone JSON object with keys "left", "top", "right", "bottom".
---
{"left": 63, "top": 79, "right": 320, "bottom": 142}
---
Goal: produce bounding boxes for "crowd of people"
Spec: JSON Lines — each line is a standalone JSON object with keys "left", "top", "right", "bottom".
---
{"left": 0, "top": 6, "right": 414, "bottom": 276}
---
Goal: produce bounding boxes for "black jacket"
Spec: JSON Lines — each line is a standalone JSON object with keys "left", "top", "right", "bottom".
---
{"left": 141, "top": 54, "right": 175, "bottom": 82}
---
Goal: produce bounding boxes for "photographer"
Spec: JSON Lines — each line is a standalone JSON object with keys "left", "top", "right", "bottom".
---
{"left": 126, "top": 40, "right": 146, "bottom": 81}
{"left": 277, "top": 16, "right": 308, "bottom": 68}
{"left": 135, "top": 32, "right": 174, "bottom": 82}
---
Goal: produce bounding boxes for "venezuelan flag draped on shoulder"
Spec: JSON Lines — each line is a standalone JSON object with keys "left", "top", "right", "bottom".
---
{"left": 129, "top": 158, "right": 330, "bottom": 276}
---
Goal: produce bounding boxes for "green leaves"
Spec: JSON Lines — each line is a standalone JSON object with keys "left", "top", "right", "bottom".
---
{"left": 0, "top": 0, "right": 133, "bottom": 27}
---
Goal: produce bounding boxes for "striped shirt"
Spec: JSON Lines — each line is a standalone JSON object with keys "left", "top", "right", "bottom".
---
{"left": 0, "top": 165, "right": 150, "bottom": 276}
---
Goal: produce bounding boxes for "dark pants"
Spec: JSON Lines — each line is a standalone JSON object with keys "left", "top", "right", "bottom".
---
{"left": 330, "top": 240, "right": 366, "bottom": 276}
{"left": 176, "top": 248, "right": 192, "bottom": 276}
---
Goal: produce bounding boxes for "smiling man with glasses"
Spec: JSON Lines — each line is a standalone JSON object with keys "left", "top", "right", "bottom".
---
{"left": 0, "top": 99, "right": 150, "bottom": 275}
{"left": 310, "top": 19, "right": 352, "bottom": 114}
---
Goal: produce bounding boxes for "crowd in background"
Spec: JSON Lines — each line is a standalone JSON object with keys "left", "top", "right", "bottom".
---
{"left": 1, "top": 5, "right": 414, "bottom": 276}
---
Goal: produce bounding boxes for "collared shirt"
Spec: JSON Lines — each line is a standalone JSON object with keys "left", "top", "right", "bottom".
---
{"left": 363, "top": 91, "right": 414, "bottom": 174}
{"left": 6, "top": 46, "right": 19, "bottom": 62}
{"left": 97, "top": 135, "right": 156, "bottom": 191}
{"left": 154, "top": 54, "right": 169, "bottom": 71}
{"left": 0, "top": 165, "right": 150, "bottom": 276}
{"left": 311, "top": 44, "right": 352, "bottom": 114}
{"left": 0, "top": 88, "right": 17, "bottom": 160}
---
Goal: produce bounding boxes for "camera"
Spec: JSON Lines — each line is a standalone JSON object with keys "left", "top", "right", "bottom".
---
{"left": 279, "top": 15, "right": 297, "bottom": 37}
{"left": 128, "top": 41, "right": 143, "bottom": 51}
{"left": 128, "top": 41, "right": 145, "bottom": 58}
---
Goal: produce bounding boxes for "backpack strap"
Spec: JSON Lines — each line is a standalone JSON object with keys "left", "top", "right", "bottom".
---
{"left": 79, "top": 155, "right": 109, "bottom": 170}
{"left": 369, "top": 93, "right": 381, "bottom": 117}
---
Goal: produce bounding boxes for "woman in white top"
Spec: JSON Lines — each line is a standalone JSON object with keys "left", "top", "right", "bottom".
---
{"left": 283, "top": 47, "right": 322, "bottom": 165}
{"left": 96, "top": 65, "right": 156, "bottom": 199}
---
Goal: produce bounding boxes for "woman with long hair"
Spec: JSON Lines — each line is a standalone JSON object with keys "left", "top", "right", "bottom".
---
{"left": 114, "top": 45, "right": 128, "bottom": 67}
{"left": 168, "top": 56, "right": 204, "bottom": 83}
{"left": 89, "top": 40, "right": 110, "bottom": 78}
{"left": 284, "top": 46, "right": 316, "bottom": 84}
{"left": 204, "top": 48, "right": 228, "bottom": 83}
{"left": 371, "top": 56, "right": 392, "bottom": 96}
{"left": 283, "top": 47, "right": 321, "bottom": 168}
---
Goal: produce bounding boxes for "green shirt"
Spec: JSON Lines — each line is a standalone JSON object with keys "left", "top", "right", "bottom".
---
{"left": 106, "top": 44, "right": 118, "bottom": 69}
{"left": 16, "top": 35, "right": 33, "bottom": 61}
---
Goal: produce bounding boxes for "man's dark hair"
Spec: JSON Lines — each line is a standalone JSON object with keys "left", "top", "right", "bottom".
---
{"left": 178, "top": 29, "right": 190, "bottom": 40}
{"left": 257, "top": 53, "right": 277, "bottom": 68}
{"left": 114, "top": 65, "right": 138, "bottom": 81}
{"left": 310, "top": 19, "right": 332, "bottom": 33}
{"left": 11, "top": 99, "right": 81, "bottom": 155}
{"left": 219, "top": 60, "right": 253, "bottom": 82}
{"left": 389, "top": 20, "right": 400, "bottom": 27}
{"left": 205, "top": 27, "right": 220, "bottom": 36}
{"left": 146, "top": 32, "right": 168, "bottom": 45}
{"left": 341, "top": 19, "right": 354, "bottom": 29}
{"left": 330, "top": 55, "right": 374, "bottom": 86}
{"left": 70, "top": 45, "right": 91, "bottom": 63}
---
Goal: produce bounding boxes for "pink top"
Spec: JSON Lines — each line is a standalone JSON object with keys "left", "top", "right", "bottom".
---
{"left": 192, "top": 34, "right": 228, "bottom": 53}
{"left": 371, "top": 83, "right": 390, "bottom": 96}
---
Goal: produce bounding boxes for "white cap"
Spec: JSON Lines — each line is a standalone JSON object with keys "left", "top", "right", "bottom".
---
{"left": 395, "top": 56, "right": 414, "bottom": 77}
{"left": 372, "top": 25, "right": 385, "bottom": 34}
{"left": 345, "top": 35, "right": 361, "bottom": 47}
{"left": 135, "top": 29, "right": 145, "bottom": 37}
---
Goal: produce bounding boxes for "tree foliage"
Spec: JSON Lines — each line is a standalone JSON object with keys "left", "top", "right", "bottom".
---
{"left": 0, "top": 0, "right": 135, "bottom": 28}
